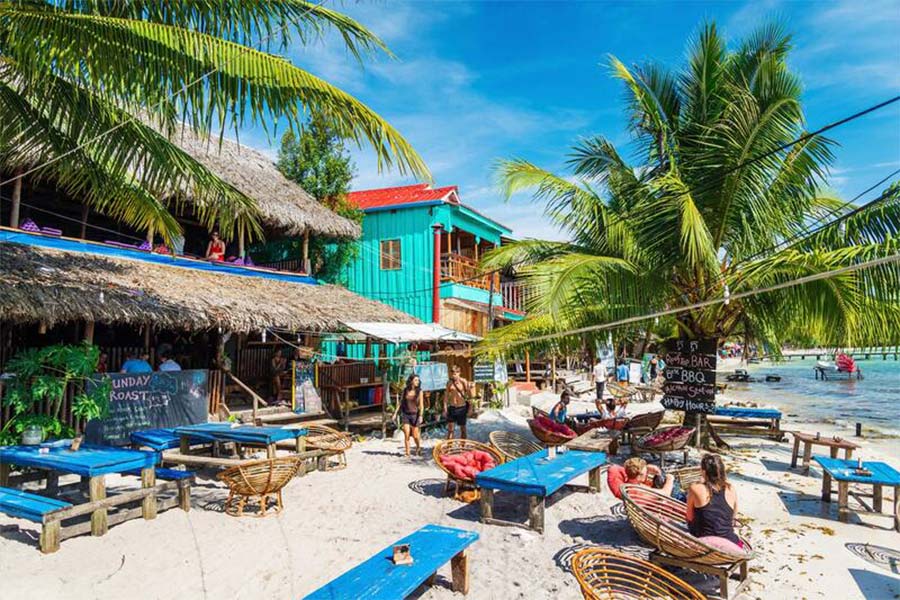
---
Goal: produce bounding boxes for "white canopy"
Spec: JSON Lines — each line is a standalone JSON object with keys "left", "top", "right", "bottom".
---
{"left": 341, "top": 322, "right": 481, "bottom": 344}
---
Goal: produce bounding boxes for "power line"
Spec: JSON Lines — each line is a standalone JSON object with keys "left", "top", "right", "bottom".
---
{"left": 0, "top": 0, "right": 332, "bottom": 188}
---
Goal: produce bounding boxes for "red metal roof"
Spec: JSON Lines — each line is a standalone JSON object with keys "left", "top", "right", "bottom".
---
{"left": 347, "top": 183, "right": 459, "bottom": 210}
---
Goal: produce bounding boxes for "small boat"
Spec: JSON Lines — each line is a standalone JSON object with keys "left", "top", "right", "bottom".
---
{"left": 725, "top": 369, "right": 757, "bottom": 383}
{"left": 816, "top": 360, "right": 837, "bottom": 371}
{"left": 764, "top": 374, "right": 781, "bottom": 382}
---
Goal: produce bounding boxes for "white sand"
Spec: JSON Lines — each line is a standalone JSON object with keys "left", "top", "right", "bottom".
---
{"left": 0, "top": 403, "right": 898, "bottom": 599}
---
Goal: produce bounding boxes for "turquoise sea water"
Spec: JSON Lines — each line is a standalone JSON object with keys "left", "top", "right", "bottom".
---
{"left": 726, "top": 358, "right": 900, "bottom": 437}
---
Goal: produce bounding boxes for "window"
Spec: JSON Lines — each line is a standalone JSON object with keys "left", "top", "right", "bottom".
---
{"left": 380, "top": 239, "right": 402, "bottom": 270}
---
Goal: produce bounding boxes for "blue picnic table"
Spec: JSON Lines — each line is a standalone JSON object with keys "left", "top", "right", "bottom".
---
{"left": 475, "top": 449, "right": 607, "bottom": 533}
{"left": 173, "top": 423, "right": 307, "bottom": 458}
{"left": 714, "top": 406, "right": 782, "bottom": 420}
{"left": 303, "top": 524, "right": 479, "bottom": 599}
{"left": 813, "top": 455, "right": 900, "bottom": 531}
{"left": 0, "top": 440, "right": 163, "bottom": 538}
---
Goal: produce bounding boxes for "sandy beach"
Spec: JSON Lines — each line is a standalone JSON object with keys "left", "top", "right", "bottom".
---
{"left": 0, "top": 399, "right": 898, "bottom": 600}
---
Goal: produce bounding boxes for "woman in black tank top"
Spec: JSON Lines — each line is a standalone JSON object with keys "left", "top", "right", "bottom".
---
{"left": 686, "top": 454, "right": 742, "bottom": 547}
{"left": 392, "top": 374, "right": 423, "bottom": 457}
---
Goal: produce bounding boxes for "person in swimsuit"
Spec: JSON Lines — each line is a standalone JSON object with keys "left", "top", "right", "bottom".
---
{"left": 686, "top": 454, "right": 743, "bottom": 547}
{"left": 444, "top": 364, "right": 473, "bottom": 440}
{"left": 392, "top": 373, "right": 424, "bottom": 456}
{"left": 205, "top": 231, "right": 226, "bottom": 261}
{"left": 549, "top": 389, "right": 572, "bottom": 424}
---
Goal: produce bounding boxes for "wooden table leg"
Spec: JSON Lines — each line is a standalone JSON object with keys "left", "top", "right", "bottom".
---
{"left": 0, "top": 462, "right": 9, "bottom": 486}
{"left": 528, "top": 496, "right": 545, "bottom": 533}
{"left": 790, "top": 436, "right": 800, "bottom": 468}
{"left": 296, "top": 436, "right": 306, "bottom": 453}
{"left": 801, "top": 442, "right": 813, "bottom": 473}
{"left": 480, "top": 488, "right": 494, "bottom": 522}
{"left": 837, "top": 481, "right": 849, "bottom": 523}
{"left": 46, "top": 472, "right": 60, "bottom": 495}
{"left": 141, "top": 467, "right": 157, "bottom": 520}
{"left": 845, "top": 448, "right": 854, "bottom": 461}
{"left": 829, "top": 446, "right": 839, "bottom": 459}
{"left": 90, "top": 475, "right": 108, "bottom": 536}
{"left": 588, "top": 466, "right": 601, "bottom": 493}
{"left": 821, "top": 471, "right": 832, "bottom": 502}
{"left": 180, "top": 435, "right": 190, "bottom": 455}
{"left": 893, "top": 486, "right": 899, "bottom": 532}
{"left": 873, "top": 484, "right": 883, "bottom": 513}
{"left": 451, "top": 550, "right": 469, "bottom": 594}
{"left": 267, "top": 444, "right": 276, "bottom": 459}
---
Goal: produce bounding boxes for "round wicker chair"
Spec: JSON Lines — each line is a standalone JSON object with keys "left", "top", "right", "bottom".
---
{"left": 633, "top": 426, "right": 696, "bottom": 469}
{"left": 622, "top": 410, "right": 665, "bottom": 444}
{"left": 619, "top": 484, "right": 753, "bottom": 566}
{"left": 433, "top": 439, "right": 503, "bottom": 501}
{"left": 528, "top": 418, "right": 577, "bottom": 446}
{"left": 489, "top": 430, "right": 542, "bottom": 463}
{"left": 304, "top": 424, "right": 353, "bottom": 471}
{"left": 572, "top": 547, "right": 705, "bottom": 600}
{"left": 217, "top": 456, "right": 303, "bottom": 517}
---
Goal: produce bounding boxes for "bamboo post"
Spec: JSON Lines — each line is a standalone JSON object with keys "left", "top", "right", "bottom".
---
{"left": 238, "top": 228, "right": 245, "bottom": 258}
{"left": 143, "top": 325, "right": 151, "bottom": 352}
{"left": 79, "top": 205, "right": 89, "bottom": 239}
{"left": 302, "top": 231, "right": 311, "bottom": 273}
{"left": 83, "top": 321, "right": 95, "bottom": 344}
{"left": 8, "top": 172, "right": 22, "bottom": 228}
{"left": 525, "top": 350, "right": 531, "bottom": 383}
{"left": 146, "top": 225, "right": 154, "bottom": 244}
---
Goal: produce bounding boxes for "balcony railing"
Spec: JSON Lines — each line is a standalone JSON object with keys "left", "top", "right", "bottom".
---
{"left": 440, "top": 253, "right": 500, "bottom": 291}
{"left": 501, "top": 280, "right": 528, "bottom": 314}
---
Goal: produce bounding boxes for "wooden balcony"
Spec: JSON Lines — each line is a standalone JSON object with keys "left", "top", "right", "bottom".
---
{"left": 500, "top": 280, "right": 527, "bottom": 314}
{"left": 440, "top": 253, "right": 500, "bottom": 291}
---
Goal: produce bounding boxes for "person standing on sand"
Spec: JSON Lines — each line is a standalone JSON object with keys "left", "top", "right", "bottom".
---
{"left": 393, "top": 373, "right": 424, "bottom": 456}
{"left": 444, "top": 365, "right": 473, "bottom": 440}
{"left": 592, "top": 358, "right": 608, "bottom": 401}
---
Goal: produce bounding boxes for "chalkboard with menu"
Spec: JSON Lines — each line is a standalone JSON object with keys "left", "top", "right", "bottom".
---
{"left": 473, "top": 362, "right": 494, "bottom": 383}
{"left": 84, "top": 370, "right": 208, "bottom": 445}
{"left": 661, "top": 338, "right": 718, "bottom": 413}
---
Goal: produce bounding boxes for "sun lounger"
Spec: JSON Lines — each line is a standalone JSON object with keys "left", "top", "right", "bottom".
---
{"left": 620, "top": 484, "right": 752, "bottom": 599}
{"left": 302, "top": 524, "right": 479, "bottom": 599}
{"left": 0, "top": 487, "right": 72, "bottom": 553}
{"left": 707, "top": 407, "right": 784, "bottom": 441}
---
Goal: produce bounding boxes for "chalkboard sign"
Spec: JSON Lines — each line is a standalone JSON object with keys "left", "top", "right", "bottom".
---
{"left": 473, "top": 362, "right": 494, "bottom": 383}
{"left": 661, "top": 338, "right": 717, "bottom": 413}
{"left": 84, "top": 370, "right": 208, "bottom": 445}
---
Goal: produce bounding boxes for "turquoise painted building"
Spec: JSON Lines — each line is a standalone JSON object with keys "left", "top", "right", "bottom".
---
{"left": 345, "top": 183, "right": 524, "bottom": 337}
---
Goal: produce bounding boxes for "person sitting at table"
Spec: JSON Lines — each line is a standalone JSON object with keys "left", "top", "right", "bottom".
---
{"left": 205, "top": 231, "right": 226, "bottom": 261}
{"left": 120, "top": 351, "right": 152, "bottom": 373}
{"left": 157, "top": 348, "right": 182, "bottom": 372}
{"left": 686, "top": 454, "right": 743, "bottom": 548}
{"left": 270, "top": 349, "right": 288, "bottom": 403}
{"left": 597, "top": 397, "right": 628, "bottom": 420}
{"left": 607, "top": 456, "right": 674, "bottom": 499}
{"left": 549, "top": 389, "right": 572, "bottom": 424}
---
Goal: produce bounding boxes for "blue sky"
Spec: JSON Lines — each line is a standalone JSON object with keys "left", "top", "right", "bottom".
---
{"left": 242, "top": 0, "right": 900, "bottom": 240}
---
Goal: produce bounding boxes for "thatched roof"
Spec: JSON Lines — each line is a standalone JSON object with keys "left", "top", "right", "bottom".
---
{"left": 0, "top": 242, "right": 416, "bottom": 332}
{"left": 169, "top": 129, "right": 361, "bottom": 239}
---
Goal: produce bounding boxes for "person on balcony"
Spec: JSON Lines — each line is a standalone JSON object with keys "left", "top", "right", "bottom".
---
{"left": 205, "top": 231, "right": 226, "bottom": 261}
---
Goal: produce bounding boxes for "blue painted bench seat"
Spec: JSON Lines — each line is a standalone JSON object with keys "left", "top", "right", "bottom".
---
{"left": 0, "top": 487, "right": 71, "bottom": 522}
{"left": 714, "top": 406, "right": 782, "bottom": 420}
{"left": 303, "top": 524, "right": 479, "bottom": 599}
{"left": 130, "top": 428, "right": 213, "bottom": 451}
{"left": 123, "top": 467, "right": 194, "bottom": 480}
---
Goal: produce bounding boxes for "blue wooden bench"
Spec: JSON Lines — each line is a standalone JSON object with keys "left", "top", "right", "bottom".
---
{"left": 123, "top": 467, "right": 194, "bottom": 512}
{"left": 708, "top": 406, "right": 784, "bottom": 441}
{"left": 0, "top": 487, "right": 72, "bottom": 553}
{"left": 303, "top": 524, "right": 479, "bottom": 599}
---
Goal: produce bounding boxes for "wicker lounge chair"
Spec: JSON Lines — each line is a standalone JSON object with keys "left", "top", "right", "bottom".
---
{"left": 304, "top": 424, "right": 352, "bottom": 471}
{"left": 433, "top": 439, "right": 503, "bottom": 501}
{"left": 217, "top": 456, "right": 304, "bottom": 517}
{"left": 572, "top": 547, "right": 705, "bottom": 600}
{"left": 633, "top": 426, "right": 695, "bottom": 469}
{"left": 670, "top": 465, "right": 703, "bottom": 489}
{"left": 528, "top": 418, "right": 577, "bottom": 446}
{"left": 489, "top": 430, "right": 542, "bottom": 463}
{"left": 620, "top": 484, "right": 752, "bottom": 598}
{"left": 622, "top": 410, "right": 665, "bottom": 444}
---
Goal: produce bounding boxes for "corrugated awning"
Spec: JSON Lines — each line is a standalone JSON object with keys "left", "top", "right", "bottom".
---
{"left": 342, "top": 322, "right": 481, "bottom": 344}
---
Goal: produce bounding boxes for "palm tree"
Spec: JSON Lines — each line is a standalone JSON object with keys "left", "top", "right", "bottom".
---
{"left": 483, "top": 23, "right": 899, "bottom": 356}
{"left": 0, "top": 1, "right": 428, "bottom": 243}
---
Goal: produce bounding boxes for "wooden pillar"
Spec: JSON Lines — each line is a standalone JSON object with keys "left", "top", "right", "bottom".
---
{"left": 8, "top": 173, "right": 22, "bottom": 228}
{"left": 79, "top": 205, "right": 89, "bottom": 239}
{"left": 83, "top": 321, "right": 95, "bottom": 344}
{"left": 525, "top": 350, "right": 531, "bottom": 383}
{"left": 143, "top": 324, "right": 151, "bottom": 352}
{"left": 146, "top": 225, "right": 154, "bottom": 245}
{"left": 446, "top": 229, "right": 452, "bottom": 255}
{"left": 303, "top": 231, "right": 310, "bottom": 273}
{"left": 432, "top": 225, "right": 443, "bottom": 324}
{"left": 238, "top": 227, "right": 245, "bottom": 258}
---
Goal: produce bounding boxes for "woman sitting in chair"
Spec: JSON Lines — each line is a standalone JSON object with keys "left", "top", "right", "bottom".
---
{"left": 686, "top": 454, "right": 743, "bottom": 548}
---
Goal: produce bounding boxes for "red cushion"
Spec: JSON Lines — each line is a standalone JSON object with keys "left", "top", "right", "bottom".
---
{"left": 607, "top": 465, "right": 627, "bottom": 499}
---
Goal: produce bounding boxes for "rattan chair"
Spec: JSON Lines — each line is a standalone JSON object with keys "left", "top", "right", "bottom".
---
{"left": 670, "top": 465, "right": 703, "bottom": 489}
{"left": 528, "top": 418, "right": 577, "bottom": 446}
{"left": 304, "top": 424, "right": 352, "bottom": 471}
{"left": 622, "top": 410, "right": 665, "bottom": 444}
{"left": 489, "top": 430, "right": 542, "bottom": 463}
{"left": 572, "top": 547, "right": 705, "bottom": 600}
{"left": 217, "top": 456, "right": 303, "bottom": 517}
{"left": 620, "top": 484, "right": 752, "bottom": 598}
{"left": 633, "top": 426, "right": 695, "bottom": 469}
{"left": 433, "top": 439, "right": 503, "bottom": 501}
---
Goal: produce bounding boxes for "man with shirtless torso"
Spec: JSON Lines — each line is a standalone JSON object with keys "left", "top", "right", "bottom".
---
{"left": 444, "top": 365, "right": 474, "bottom": 439}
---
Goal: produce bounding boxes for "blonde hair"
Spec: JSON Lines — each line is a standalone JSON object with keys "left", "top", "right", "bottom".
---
{"left": 624, "top": 457, "right": 646, "bottom": 479}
